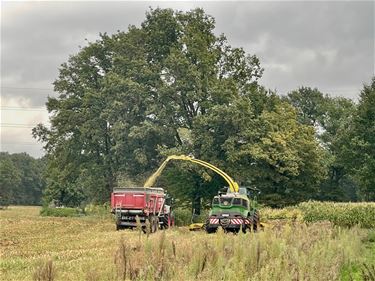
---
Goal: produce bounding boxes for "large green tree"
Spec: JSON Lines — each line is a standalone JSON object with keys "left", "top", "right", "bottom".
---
{"left": 285, "top": 87, "right": 328, "bottom": 127}
{"left": 285, "top": 87, "right": 359, "bottom": 201}
{"left": 33, "top": 8, "right": 263, "bottom": 208}
{"left": 0, "top": 156, "right": 21, "bottom": 206}
{"left": 338, "top": 78, "right": 375, "bottom": 200}
{"left": 193, "top": 96, "right": 327, "bottom": 206}
{"left": 0, "top": 152, "right": 45, "bottom": 206}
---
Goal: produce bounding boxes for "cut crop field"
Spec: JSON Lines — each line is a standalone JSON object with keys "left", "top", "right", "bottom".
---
{"left": 1, "top": 206, "right": 374, "bottom": 281}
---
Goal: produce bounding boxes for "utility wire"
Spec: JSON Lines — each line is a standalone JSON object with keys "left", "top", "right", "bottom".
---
{"left": 1, "top": 106, "right": 46, "bottom": 111}
{"left": 1, "top": 123, "right": 38, "bottom": 128}
{"left": 1, "top": 142, "right": 40, "bottom": 146}
{"left": 1, "top": 86, "right": 54, "bottom": 91}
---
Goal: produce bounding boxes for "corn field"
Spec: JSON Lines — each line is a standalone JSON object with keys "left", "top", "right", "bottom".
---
{"left": 262, "top": 201, "right": 375, "bottom": 228}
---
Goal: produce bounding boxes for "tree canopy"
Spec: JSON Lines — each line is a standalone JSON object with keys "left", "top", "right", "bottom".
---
{"left": 31, "top": 8, "right": 374, "bottom": 209}
{"left": 0, "top": 152, "right": 45, "bottom": 206}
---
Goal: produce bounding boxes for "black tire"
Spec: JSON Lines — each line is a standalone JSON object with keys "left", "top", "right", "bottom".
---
{"left": 205, "top": 227, "right": 216, "bottom": 234}
{"left": 205, "top": 219, "right": 216, "bottom": 233}
{"left": 241, "top": 223, "right": 247, "bottom": 234}
{"left": 160, "top": 216, "right": 169, "bottom": 229}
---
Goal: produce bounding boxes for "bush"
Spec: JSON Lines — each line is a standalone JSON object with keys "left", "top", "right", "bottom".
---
{"left": 84, "top": 203, "right": 110, "bottom": 217}
{"left": 174, "top": 208, "right": 210, "bottom": 226}
{"left": 173, "top": 208, "right": 191, "bottom": 226}
{"left": 40, "top": 207, "right": 82, "bottom": 217}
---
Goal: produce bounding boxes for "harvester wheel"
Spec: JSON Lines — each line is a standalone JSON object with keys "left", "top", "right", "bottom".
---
{"left": 241, "top": 223, "right": 247, "bottom": 234}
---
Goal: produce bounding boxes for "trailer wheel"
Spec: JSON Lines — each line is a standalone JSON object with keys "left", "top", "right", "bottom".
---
{"left": 160, "top": 216, "right": 168, "bottom": 229}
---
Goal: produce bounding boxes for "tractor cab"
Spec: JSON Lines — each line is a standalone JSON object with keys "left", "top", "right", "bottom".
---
{"left": 205, "top": 186, "right": 260, "bottom": 233}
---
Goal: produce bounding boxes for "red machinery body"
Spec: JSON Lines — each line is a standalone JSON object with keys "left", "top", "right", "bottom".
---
{"left": 111, "top": 187, "right": 174, "bottom": 231}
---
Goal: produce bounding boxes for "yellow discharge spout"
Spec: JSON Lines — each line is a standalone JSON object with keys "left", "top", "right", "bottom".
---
{"left": 143, "top": 155, "right": 239, "bottom": 193}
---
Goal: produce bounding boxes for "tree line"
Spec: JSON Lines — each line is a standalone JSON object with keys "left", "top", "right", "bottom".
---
{"left": 0, "top": 152, "right": 46, "bottom": 206}
{"left": 3, "top": 8, "right": 373, "bottom": 210}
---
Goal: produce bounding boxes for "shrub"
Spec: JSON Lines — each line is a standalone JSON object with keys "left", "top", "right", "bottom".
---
{"left": 40, "top": 207, "right": 82, "bottom": 217}
{"left": 173, "top": 208, "right": 192, "bottom": 226}
{"left": 84, "top": 203, "right": 111, "bottom": 217}
{"left": 173, "top": 208, "right": 210, "bottom": 226}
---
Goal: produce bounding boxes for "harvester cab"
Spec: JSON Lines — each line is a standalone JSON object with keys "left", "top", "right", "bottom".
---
{"left": 205, "top": 186, "right": 260, "bottom": 233}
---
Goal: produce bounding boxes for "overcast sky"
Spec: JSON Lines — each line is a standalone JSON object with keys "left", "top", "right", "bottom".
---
{"left": 1, "top": 1, "right": 374, "bottom": 158}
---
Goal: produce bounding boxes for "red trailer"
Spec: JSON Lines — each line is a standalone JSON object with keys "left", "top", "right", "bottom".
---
{"left": 111, "top": 187, "right": 174, "bottom": 232}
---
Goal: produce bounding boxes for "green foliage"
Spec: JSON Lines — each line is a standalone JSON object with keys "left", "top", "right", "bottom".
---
{"left": 366, "top": 229, "right": 375, "bottom": 243}
{"left": 33, "top": 8, "right": 264, "bottom": 208}
{"left": 284, "top": 87, "right": 363, "bottom": 202}
{"left": 31, "top": 5, "right": 373, "bottom": 211}
{"left": 0, "top": 156, "right": 21, "bottom": 206}
{"left": 286, "top": 80, "right": 375, "bottom": 202}
{"left": 0, "top": 152, "right": 45, "bottom": 206}
{"left": 196, "top": 99, "right": 327, "bottom": 206}
{"left": 84, "top": 203, "right": 111, "bottom": 217}
{"left": 173, "top": 208, "right": 192, "bottom": 226}
{"left": 174, "top": 207, "right": 209, "bottom": 226}
{"left": 40, "top": 207, "right": 82, "bottom": 217}
{"left": 338, "top": 78, "right": 375, "bottom": 201}
{"left": 285, "top": 86, "right": 328, "bottom": 126}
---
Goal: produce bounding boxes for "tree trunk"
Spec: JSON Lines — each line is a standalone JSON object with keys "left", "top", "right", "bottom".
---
{"left": 192, "top": 187, "right": 201, "bottom": 215}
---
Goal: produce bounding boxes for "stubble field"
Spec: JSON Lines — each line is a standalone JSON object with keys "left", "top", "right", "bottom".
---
{"left": 1, "top": 206, "right": 374, "bottom": 281}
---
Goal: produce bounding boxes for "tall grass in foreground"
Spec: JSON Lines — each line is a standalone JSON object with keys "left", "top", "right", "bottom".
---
{"left": 1, "top": 206, "right": 372, "bottom": 281}
{"left": 106, "top": 223, "right": 364, "bottom": 281}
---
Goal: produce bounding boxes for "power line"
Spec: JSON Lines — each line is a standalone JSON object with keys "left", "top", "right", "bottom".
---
{"left": 1, "top": 86, "right": 54, "bottom": 91}
{"left": 1, "top": 106, "right": 45, "bottom": 109}
{"left": 1, "top": 142, "right": 41, "bottom": 146}
{"left": 1, "top": 106, "right": 46, "bottom": 111}
{"left": 1, "top": 123, "right": 38, "bottom": 128}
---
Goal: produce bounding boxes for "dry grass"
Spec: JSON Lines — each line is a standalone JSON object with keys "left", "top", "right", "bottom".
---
{"left": 0, "top": 206, "right": 372, "bottom": 281}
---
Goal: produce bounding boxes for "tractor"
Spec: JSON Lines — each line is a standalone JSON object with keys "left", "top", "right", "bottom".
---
{"left": 205, "top": 186, "right": 260, "bottom": 233}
